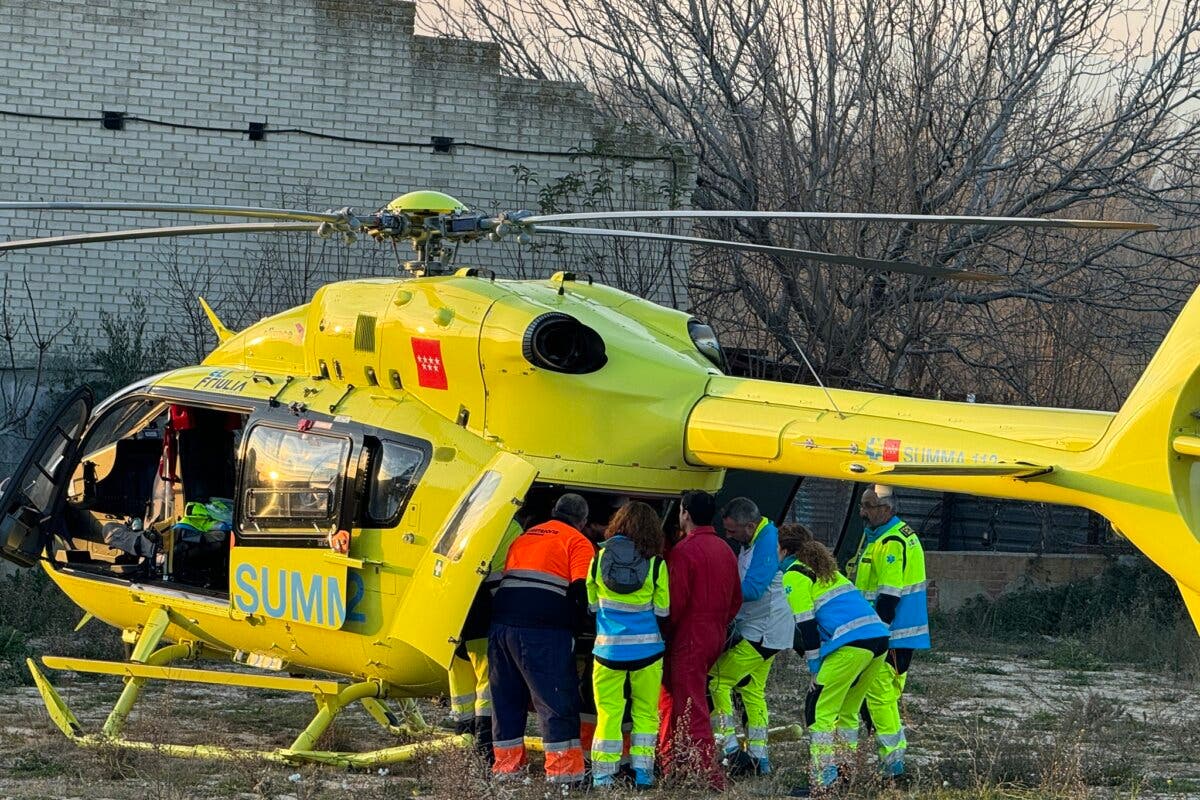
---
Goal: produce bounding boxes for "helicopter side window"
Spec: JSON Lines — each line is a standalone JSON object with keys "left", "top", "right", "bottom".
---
{"left": 365, "top": 441, "right": 424, "bottom": 527}
{"left": 433, "top": 469, "right": 504, "bottom": 560}
{"left": 241, "top": 426, "right": 350, "bottom": 534}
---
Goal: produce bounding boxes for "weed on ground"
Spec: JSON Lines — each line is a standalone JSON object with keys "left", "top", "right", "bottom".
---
{"left": 0, "top": 557, "right": 1197, "bottom": 798}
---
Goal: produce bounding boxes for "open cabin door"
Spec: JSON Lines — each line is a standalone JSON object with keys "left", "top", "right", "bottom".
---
{"left": 392, "top": 451, "right": 536, "bottom": 669}
{"left": 0, "top": 387, "right": 94, "bottom": 568}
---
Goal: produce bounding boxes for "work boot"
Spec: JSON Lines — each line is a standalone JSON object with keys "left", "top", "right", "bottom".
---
{"left": 753, "top": 755, "right": 772, "bottom": 776}
{"left": 472, "top": 716, "right": 494, "bottom": 766}
{"left": 633, "top": 767, "right": 654, "bottom": 789}
{"left": 882, "top": 760, "right": 910, "bottom": 789}
{"left": 723, "top": 749, "right": 756, "bottom": 777}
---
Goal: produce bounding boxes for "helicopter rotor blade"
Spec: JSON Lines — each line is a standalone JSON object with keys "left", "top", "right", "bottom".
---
{"left": 536, "top": 225, "right": 999, "bottom": 281}
{"left": 523, "top": 210, "right": 1159, "bottom": 232}
{"left": 0, "top": 201, "right": 347, "bottom": 224}
{"left": 0, "top": 222, "right": 322, "bottom": 252}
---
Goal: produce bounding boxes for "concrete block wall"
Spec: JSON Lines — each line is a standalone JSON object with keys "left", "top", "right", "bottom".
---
{"left": 0, "top": 0, "right": 688, "bottom": 365}
{"left": 926, "top": 551, "right": 1114, "bottom": 612}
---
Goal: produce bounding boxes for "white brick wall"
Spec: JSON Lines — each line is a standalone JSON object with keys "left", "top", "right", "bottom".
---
{"left": 0, "top": 0, "right": 690, "bottom": 364}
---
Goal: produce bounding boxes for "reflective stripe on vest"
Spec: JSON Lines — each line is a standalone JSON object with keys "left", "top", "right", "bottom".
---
{"left": 591, "top": 546, "right": 666, "bottom": 662}
{"left": 814, "top": 582, "right": 856, "bottom": 609}
{"left": 595, "top": 633, "right": 663, "bottom": 647}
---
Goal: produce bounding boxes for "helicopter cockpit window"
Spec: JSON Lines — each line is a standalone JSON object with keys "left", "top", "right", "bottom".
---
{"left": 366, "top": 441, "right": 424, "bottom": 526}
{"left": 241, "top": 426, "right": 350, "bottom": 533}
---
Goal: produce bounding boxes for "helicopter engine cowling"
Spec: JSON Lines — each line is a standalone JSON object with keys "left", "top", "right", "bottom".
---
{"left": 476, "top": 279, "right": 723, "bottom": 494}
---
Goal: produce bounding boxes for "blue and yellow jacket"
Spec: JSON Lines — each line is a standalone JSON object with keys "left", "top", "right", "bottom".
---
{"left": 733, "top": 517, "right": 793, "bottom": 650}
{"left": 782, "top": 556, "right": 889, "bottom": 673}
{"left": 851, "top": 516, "right": 930, "bottom": 650}
{"left": 586, "top": 536, "right": 670, "bottom": 665}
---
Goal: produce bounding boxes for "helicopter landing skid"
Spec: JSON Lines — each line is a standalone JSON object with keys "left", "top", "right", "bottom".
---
{"left": 26, "top": 649, "right": 805, "bottom": 767}
{"left": 24, "top": 607, "right": 470, "bottom": 767}
{"left": 27, "top": 655, "right": 471, "bottom": 766}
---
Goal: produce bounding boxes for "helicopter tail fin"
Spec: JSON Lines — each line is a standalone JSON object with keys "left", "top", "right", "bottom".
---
{"left": 198, "top": 297, "right": 234, "bottom": 343}
{"left": 1091, "top": 283, "right": 1200, "bottom": 633}
{"left": 1180, "top": 582, "right": 1200, "bottom": 638}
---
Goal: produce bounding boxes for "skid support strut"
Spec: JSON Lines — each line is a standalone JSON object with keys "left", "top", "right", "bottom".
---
{"left": 27, "top": 607, "right": 470, "bottom": 765}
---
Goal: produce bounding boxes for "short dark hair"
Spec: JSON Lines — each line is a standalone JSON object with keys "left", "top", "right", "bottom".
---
{"left": 552, "top": 493, "right": 589, "bottom": 529}
{"left": 681, "top": 490, "right": 717, "bottom": 526}
{"left": 721, "top": 497, "right": 760, "bottom": 525}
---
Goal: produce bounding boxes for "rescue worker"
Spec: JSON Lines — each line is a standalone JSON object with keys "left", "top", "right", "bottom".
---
{"left": 586, "top": 501, "right": 669, "bottom": 789}
{"left": 446, "top": 516, "right": 524, "bottom": 763}
{"left": 852, "top": 485, "right": 930, "bottom": 780}
{"left": 489, "top": 494, "right": 596, "bottom": 785}
{"left": 709, "top": 497, "right": 793, "bottom": 776}
{"left": 658, "top": 490, "right": 741, "bottom": 790}
{"left": 779, "top": 524, "right": 889, "bottom": 794}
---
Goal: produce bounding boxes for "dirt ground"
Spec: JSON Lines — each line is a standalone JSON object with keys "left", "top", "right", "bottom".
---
{"left": 0, "top": 642, "right": 1198, "bottom": 800}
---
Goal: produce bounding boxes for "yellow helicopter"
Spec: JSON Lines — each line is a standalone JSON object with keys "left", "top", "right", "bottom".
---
{"left": 0, "top": 191, "right": 1196, "bottom": 768}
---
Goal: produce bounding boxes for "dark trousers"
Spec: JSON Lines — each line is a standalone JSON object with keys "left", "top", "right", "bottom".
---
{"left": 489, "top": 623, "right": 583, "bottom": 778}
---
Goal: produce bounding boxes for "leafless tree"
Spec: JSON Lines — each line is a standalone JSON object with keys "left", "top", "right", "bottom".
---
{"left": 0, "top": 270, "right": 73, "bottom": 438}
{"left": 423, "top": 0, "right": 1200, "bottom": 408}
{"left": 497, "top": 138, "right": 692, "bottom": 304}
{"left": 154, "top": 184, "right": 396, "bottom": 353}
{"left": 154, "top": 240, "right": 222, "bottom": 364}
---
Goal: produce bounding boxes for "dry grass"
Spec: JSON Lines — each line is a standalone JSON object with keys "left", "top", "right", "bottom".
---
{"left": 2, "top": 559, "right": 1199, "bottom": 799}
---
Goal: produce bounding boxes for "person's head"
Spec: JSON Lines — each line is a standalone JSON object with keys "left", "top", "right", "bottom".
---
{"left": 552, "top": 493, "right": 589, "bottom": 530}
{"left": 679, "top": 490, "right": 716, "bottom": 532}
{"left": 606, "top": 500, "right": 665, "bottom": 558}
{"left": 515, "top": 504, "right": 536, "bottom": 531}
{"left": 778, "top": 522, "right": 815, "bottom": 559}
{"left": 798, "top": 539, "right": 839, "bottom": 583}
{"left": 721, "top": 497, "right": 761, "bottom": 543}
{"left": 859, "top": 484, "right": 897, "bottom": 527}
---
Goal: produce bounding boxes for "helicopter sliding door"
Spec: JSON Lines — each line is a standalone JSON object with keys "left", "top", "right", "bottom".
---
{"left": 0, "top": 387, "right": 94, "bottom": 568}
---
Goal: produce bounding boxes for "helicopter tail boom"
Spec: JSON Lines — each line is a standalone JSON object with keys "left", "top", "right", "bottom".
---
{"left": 684, "top": 285, "right": 1200, "bottom": 632}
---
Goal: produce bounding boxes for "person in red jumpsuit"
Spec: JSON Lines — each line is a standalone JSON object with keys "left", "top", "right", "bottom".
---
{"left": 658, "top": 490, "right": 742, "bottom": 789}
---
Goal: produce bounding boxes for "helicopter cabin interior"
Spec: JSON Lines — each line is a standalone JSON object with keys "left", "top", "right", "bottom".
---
{"left": 47, "top": 391, "right": 680, "bottom": 599}
{"left": 54, "top": 397, "right": 247, "bottom": 592}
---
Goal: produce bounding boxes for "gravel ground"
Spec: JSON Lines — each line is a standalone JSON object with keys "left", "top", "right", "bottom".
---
{"left": 0, "top": 643, "right": 1197, "bottom": 800}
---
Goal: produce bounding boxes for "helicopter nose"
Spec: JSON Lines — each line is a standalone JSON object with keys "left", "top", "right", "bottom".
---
{"left": 521, "top": 312, "right": 608, "bottom": 374}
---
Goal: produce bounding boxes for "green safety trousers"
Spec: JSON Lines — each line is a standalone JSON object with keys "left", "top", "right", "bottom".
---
{"left": 448, "top": 638, "right": 491, "bottom": 728}
{"left": 863, "top": 651, "right": 908, "bottom": 772}
{"left": 591, "top": 658, "right": 662, "bottom": 779}
{"left": 807, "top": 647, "right": 885, "bottom": 787}
{"left": 708, "top": 639, "right": 774, "bottom": 761}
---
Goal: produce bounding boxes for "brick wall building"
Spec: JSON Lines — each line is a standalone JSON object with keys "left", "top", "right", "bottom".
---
{"left": 0, "top": 0, "right": 688, "bottom": 364}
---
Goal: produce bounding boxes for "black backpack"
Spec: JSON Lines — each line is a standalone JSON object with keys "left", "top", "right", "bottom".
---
{"left": 595, "top": 536, "right": 657, "bottom": 595}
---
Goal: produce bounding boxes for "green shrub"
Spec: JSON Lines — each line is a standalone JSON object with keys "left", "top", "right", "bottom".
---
{"left": 0, "top": 625, "right": 31, "bottom": 685}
